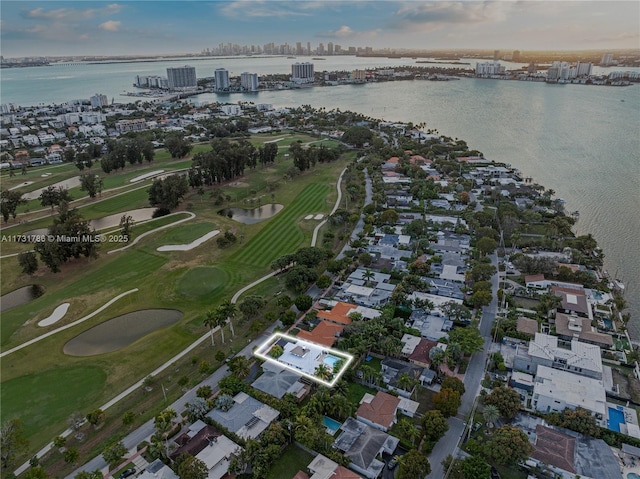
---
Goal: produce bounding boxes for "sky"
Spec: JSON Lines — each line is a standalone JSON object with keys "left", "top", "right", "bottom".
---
{"left": 1, "top": 0, "right": 639, "bottom": 57}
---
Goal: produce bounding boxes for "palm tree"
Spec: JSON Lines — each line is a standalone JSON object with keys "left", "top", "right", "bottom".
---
{"left": 228, "top": 356, "right": 251, "bottom": 379}
{"left": 314, "top": 364, "right": 333, "bottom": 381}
{"left": 397, "top": 372, "right": 417, "bottom": 396}
{"left": 362, "top": 268, "right": 375, "bottom": 286}
{"left": 482, "top": 404, "right": 500, "bottom": 433}
{"left": 220, "top": 300, "right": 237, "bottom": 338}
{"left": 203, "top": 310, "right": 217, "bottom": 346}
{"left": 397, "top": 418, "right": 421, "bottom": 447}
{"left": 214, "top": 309, "right": 226, "bottom": 344}
{"left": 328, "top": 394, "right": 353, "bottom": 421}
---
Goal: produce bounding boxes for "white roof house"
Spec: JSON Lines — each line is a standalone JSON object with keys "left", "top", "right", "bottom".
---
{"left": 532, "top": 366, "right": 607, "bottom": 425}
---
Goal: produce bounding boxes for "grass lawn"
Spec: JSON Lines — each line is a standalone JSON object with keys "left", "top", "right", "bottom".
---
{"left": 347, "top": 382, "right": 378, "bottom": 408}
{"left": 415, "top": 386, "right": 436, "bottom": 415}
{"left": 0, "top": 365, "right": 107, "bottom": 444}
{"left": 0, "top": 139, "right": 352, "bottom": 459}
{"left": 493, "top": 465, "right": 528, "bottom": 479}
{"left": 265, "top": 444, "right": 313, "bottom": 479}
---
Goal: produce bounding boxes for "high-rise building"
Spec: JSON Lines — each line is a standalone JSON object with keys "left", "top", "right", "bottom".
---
{"left": 240, "top": 72, "right": 259, "bottom": 91}
{"left": 166, "top": 65, "right": 196, "bottom": 89}
{"left": 318, "top": 43, "right": 325, "bottom": 55}
{"left": 576, "top": 62, "right": 593, "bottom": 77}
{"left": 493, "top": 50, "right": 500, "bottom": 61}
{"left": 307, "top": 42, "right": 311, "bottom": 55}
{"left": 475, "top": 61, "right": 505, "bottom": 76}
{"left": 512, "top": 50, "right": 521, "bottom": 62}
{"left": 600, "top": 53, "right": 614, "bottom": 66}
{"left": 214, "top": 68, "right": 230, "bottom": 91}
{"left": 90, "top": 93, "right": 108, "bottom": 108}
{"left": 327, "top": 42, "right": 334, "bottom": 55}
{"left": 527, "top": 62, "right": 537, "bottom": 74}
{"left": 296, "top": 42, "right": 303, "bottom": 55}
{"left": 291, "top": 62, "right": 315, "bottom": 83}
{"left": 335, "top": 44, "right": 342, "bottom": 54}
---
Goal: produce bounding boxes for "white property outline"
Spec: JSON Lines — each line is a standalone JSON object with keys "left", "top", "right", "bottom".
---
{"left": 254, "top": 332, "right": 354, "bottom": 388}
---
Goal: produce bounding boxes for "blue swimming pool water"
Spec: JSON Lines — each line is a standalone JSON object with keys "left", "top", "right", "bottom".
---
{"left": 324, "top": 355, "right": 340, "bottom": 368}
{"left": 627, "top": 473, "right": 640, "bottom": 479}
{"left": 608, "top": 407, "right": 625, "bottom": 433}
{"left": 593, "top": 291, "right": 603, "bottom": 300}
{"left": 603, "top": 318, "right": 614, "bottom": 329}
{"left": 323, "top": 416, "right": 342, "bottom": 434}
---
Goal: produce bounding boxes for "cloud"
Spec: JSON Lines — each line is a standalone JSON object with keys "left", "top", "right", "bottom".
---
{"left": 99, "top": 20, "right": 121, "bottom": 32}
{"left": 317, "top": 25, "right": 380, "bottom": 40}
{"left": 24, "top": 4, "right": 123, "bottom": 22}
{"left": 219, "top": 0, "right": 312, "bottom": 18}
{"left": 392, "top": 1, "right": 513, "bottom": 30}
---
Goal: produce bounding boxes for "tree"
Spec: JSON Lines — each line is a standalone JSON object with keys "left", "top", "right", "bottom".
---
{"left": 316, "top": 274, "right": 332, "bottom": 289}
{"left": 314, "top": 364, "right": 333, "bottom": 381}
{"left": 215, "top": 394, "right": 235, "bottom": 412}
{"left": 471, "top": 289, "right": 493, "bottom": 308}
{"left": 101, "top": 440, "right": 126, "bottom": 467}
{"left": 79, "top": 174, "right": 103, "bottom": 198}
{"left": 18, "top": 251, "right": 38, "bottom": 275}
{"left": 24, "top": 466, "right": 48, "bottom": 479}
{"left": 470, "top": 263, "right": 497, "bottom": 282}
{"left": 228, "top": 356, "right": 251, "bottom": 379}
{"left": 38, "top": 186, "right": 71, "bottom": 213}
{"left": 477, "top": 237, "right": 497, "bottom": 256}
{"left": 63, "top": 447, "right": 79, "bottom": 465}
{"left": 448, "top": 324, "right": 484, "bottom": 355}
{"left": 433, "top": 387, "right": 461, "bottom": 418}
{"left": 484, "top": 425, "right": 533, "bottom": 465}
{"left": 196, "top": 385, "right": 212, "bottom": 399}
{"left": 398, "top": 449, "right": 431, "bottom": 479}
{"left": 1, "top": 419, "right": 29, "bottom": 469}
{"left": 186, "top": 398, "right": 209, "bottom": 422}
{"left": 397, "top": 418, "right": 421, "bottom": 447}
{"left": 461, "top": 455, "right": 491, "bottom": 479}
{"left": 441, "top": 376, "right": 466, "bottom": 396}
{"left": 174, "top": 454, "right": 208, "bottom": 479}
{"left": 53, "top": 435, "right": 67, "bottom": 448}
{"left": 548, "top": 407, "right": 599, "bottom": 436}
{"left": 74, "top": 470, "right": 103, "bottom": 479}
{"left": 483, "top": 386, "right": 521, "bottom": 420}
{"left": 165, "top": 133, "right": 192, "bottom": 159}
{"left": 341, "top": 126, "right": 373, "bottom": 147}
{"left": 68, "top": 412, "right": 84, "bottom": 432}
{"left": 148, "top": 174, "right": 189, "bottom": 211}
{"left": 294, "top": 294, "right": 313, "bottom": 312}
{"left": 203, "top": 310, "right": 218, "bottom": 346}
{"left": 85, "top": 409, "right": 105, "bottom": 428}
{"left": 482, "top": 404, "right": 500, "bottom": 432}
{"left": 122, "top": 411, "right": 136, "bottom": 428}
{"left": 422, "top": 410, "right": 449, "bottom": 444}
{"left": 1, "top": 190, "right": 27, "bottom": 222}
{"left": 237, "top": 295, "right": 266, "bottom": 319}
{"left": 281, "top": 310, "right": 296, "bottom": 327}
{"left": 119, "top": 214, "right": 133, "bottom": 240}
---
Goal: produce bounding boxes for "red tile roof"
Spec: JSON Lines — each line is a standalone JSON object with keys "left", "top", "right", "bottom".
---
{"left": 334, "top": 466, "right": 362, "bottom": 479}
{"left": 532, "top": 425, "right": 576, "bottom": 473}
{"left": 292, "top": 472, "right": 310, "bottom": 479}
{"left": 296, "top": 321, "right": 343, "bottom": 347}
{"left": 317, "top": 302, "right": 356, "bottom": 326}
{"left": 408, "top": 339, "right": 438, "bottom": 365}
{"left": 356, "top": 391, "right": 400, "bottom": 429}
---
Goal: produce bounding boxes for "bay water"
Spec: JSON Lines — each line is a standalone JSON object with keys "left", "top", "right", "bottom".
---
{"left": 2, "top": 56, "right": 639, "bottom": 336}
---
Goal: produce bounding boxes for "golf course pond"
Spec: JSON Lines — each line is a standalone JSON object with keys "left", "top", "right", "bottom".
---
{"left": 217, "top": 203, "right": 283, "bottom": 224}
{"left": 0, "top": 285, "right": 44, "bottom": 313}
{"left": 63, "top": 309, "right": 183, "bottom": 356}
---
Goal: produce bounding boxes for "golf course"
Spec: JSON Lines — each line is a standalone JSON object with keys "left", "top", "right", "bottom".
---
{"left": 0, "top": 131, "right": 354, "bottom": 459}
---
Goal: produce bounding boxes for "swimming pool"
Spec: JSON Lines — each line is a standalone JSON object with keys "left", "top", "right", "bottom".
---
{"left": 603, "top": 318, "right": 614, "bottom": 329}
{"left": 323, "top": 416, "right": 342, "bottom": 435}
{"left": 324, "top": 355, "right": 341, "bottom": 368}
{"left": 608, "top": 407, "right": 625, "bottom": 433}
{"left": 627, "top": 473, "right": 640, "bottom": 479}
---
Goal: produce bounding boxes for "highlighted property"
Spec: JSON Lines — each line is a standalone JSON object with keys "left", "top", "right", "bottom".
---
{"left": 254, "top": 332, "right": 353, "bottom": 387}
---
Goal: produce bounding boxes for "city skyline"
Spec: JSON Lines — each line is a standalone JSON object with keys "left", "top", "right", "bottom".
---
{"left": 1, "top": 0, "right": 639, "bottom": 57}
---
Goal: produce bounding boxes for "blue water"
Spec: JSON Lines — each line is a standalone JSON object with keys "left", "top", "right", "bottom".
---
{"left": 604, "top": 319, "right": 614, "bottom": 329}
{"left": 593, "top": 291, "right": 604, "bottom": 300}
{"left": 323, "top": 416, "right": 342, "bottom": 434}
{"left": 608, "top": 407, "right": 625, "bottom": 433}
{"left": 627, "top": 473, "right": 640, "bottom": 479}
{"left": 324, "top": 355, "right": 340, "bottom": 368}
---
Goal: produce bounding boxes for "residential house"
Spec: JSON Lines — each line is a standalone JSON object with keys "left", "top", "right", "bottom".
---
{"left": 554, "top": 312, "right": 614, "bottom": 349}
{"left": 356, "top": 391, "right": 400, "bottom": 431}
{"left": 333, "top": 417, "right": 399, "bottom": 479}
{"left": 206, "top": 392, "right": 279, "bottom": 440}
{"left": 251, "top": 362, "right": 309, "bottom": 400}
{"left": 305, "top": 454, "right": 362, "bottom": 479}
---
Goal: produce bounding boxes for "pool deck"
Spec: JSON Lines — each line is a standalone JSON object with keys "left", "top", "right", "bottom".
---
{"left": 615, "top": 449, "right": 640, "bottom": 478}
{"left": 607, "top": 403, "right": 640, "bottom": 438}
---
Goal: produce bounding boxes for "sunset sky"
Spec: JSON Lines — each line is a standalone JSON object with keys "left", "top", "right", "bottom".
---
{"left": 1, "top": 0, "right": 639, "bottom": 57}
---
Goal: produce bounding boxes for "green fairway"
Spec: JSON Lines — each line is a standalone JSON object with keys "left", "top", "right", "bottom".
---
{"left": 176, "top": 266, "right": 228, "bottom": 299}
{"left": 232, "top": 183, "right": 330, "bottom": 268}
{"left": 153, "top": 222, "right": 216, "bottom": 246}
{"left": 0, "top": 365, "right": 107, "bottom": 442}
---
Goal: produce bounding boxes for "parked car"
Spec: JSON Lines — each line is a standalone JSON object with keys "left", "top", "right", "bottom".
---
{"left": 120, "top": 468, "right": 136, "bottom": 478}
{"left": 388, "top": 456, "right": 400, "bottom": 470}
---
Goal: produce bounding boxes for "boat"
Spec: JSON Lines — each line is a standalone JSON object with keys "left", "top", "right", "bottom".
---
{"left": 312, "top": 57, "right": 326, "bottom": 60}
{"left": 287, "top": 56, "right": 296, "bottom": 59}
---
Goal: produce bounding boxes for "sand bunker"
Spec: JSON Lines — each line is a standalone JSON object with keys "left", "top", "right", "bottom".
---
{"left": 38, "top": 303, "right": 70, "bottom": 327}
{"left": 264, "top": 137, "right": 285, "bottom": 144}
{"left": 157, "top": 230, "right": 219, "bottom": 251}
{"left": 130, "top": 170, "right": 165, "bottom": 183}
{"left": 24, "top": 176, "right": 81, "bottom": 200}
{"left": 314, "top": 214, "right": 324, "bottom": 220}
{"left": 304, "top": 214, "right": 314, "bottom": 220}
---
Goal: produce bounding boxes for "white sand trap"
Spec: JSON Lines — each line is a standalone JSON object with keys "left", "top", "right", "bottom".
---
{"left": 304, "top": 214, "right": 314, "bottom": 220}
{"left": 314, "top": 214, "right": 324, "bottom": 220}
{"left": 264, "top": 137, "right": 285, "bottom": 144}
{"left": 9, "top": 181, "right": 34, "bottom": 191}
{"left": 24, "top": 176, "right": 81, "bottom": 200}
{"left": 130, "top": 170, "right": 165, "bottom": 183}
{"left": 157, "top": 230, "right": 220, "bottom": 252}
{"left": 38, "top": 303, "right": 70, "bottom": 327}
{"left": 41, "top": 173, "right": 51, "bottom": 177}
